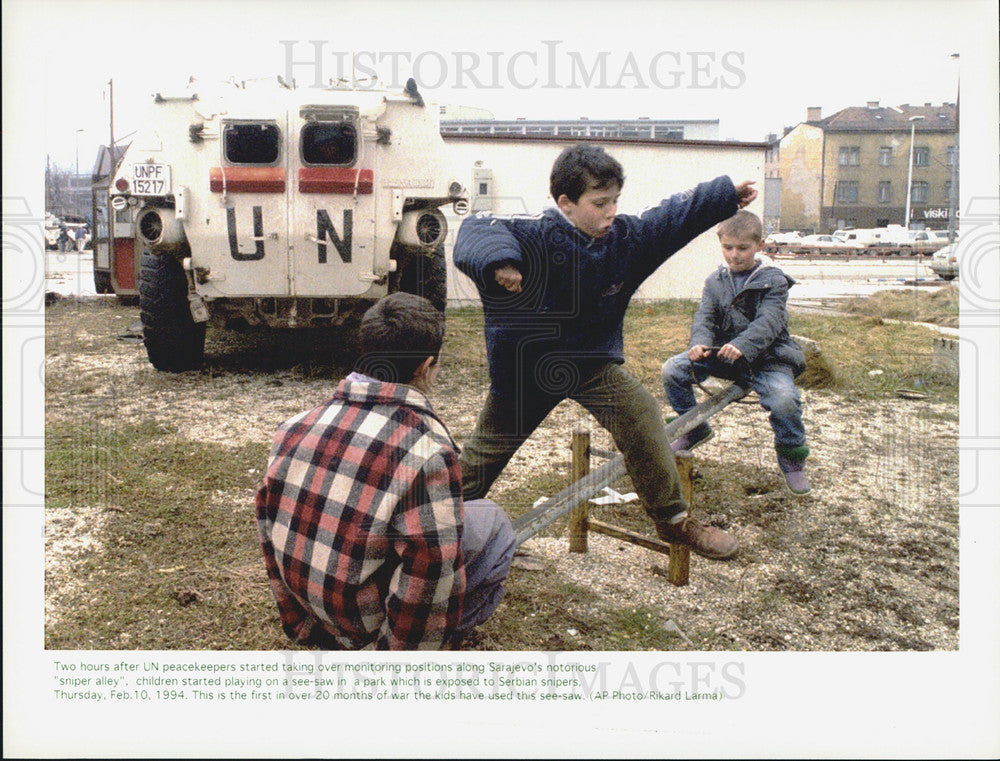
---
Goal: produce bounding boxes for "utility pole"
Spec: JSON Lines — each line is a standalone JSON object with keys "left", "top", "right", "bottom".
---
{"left": 108, "top": 78, "right": 115, "bottom": 152}
{"left": 903, "top": 115, "right": 924, "bottom": 230}
{"left": 947, "top": 53, "right": 960, "bottom": 243}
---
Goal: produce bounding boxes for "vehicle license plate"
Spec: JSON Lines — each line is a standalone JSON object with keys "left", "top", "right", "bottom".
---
{"left": 132, "top": 163, "right": 171, "bottom": 195}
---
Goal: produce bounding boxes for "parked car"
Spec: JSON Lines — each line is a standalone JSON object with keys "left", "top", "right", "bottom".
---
{"left": 909, "top": 229, "right": 955, "bottom": 254}
{"left": 834, "top": 228, "right": 885, "bottom": 248}
{"left": 44, "top": 217, "right": 62, "bottom": 250}
{"left": 927, "top": 243, "right": 959, "bottom": 280}
{"left": 795, "top": 234, "right": 864, "bottom": 252}
{"left": 765, "top": 231, "right": 802, "bottom": 246}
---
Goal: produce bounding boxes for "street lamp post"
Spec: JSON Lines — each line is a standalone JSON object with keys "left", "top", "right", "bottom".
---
{"left": 75, "top": 128, "right": 84, "bottom": 176}
{"left": 903, "top": 115, "right": 924, "bottom": 230}
{"left": 74, "top": 128, "right": 85, "bottom": 219}
{"left": 948, "top": 53, "right": 960, "bottom": 243}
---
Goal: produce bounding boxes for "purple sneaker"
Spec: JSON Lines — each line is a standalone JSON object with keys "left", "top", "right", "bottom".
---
{"left": 777, "top": 455, "right": 811, "bottom": 495}
{"left": 670, "top": 423, "right": 715, "bottom": 453}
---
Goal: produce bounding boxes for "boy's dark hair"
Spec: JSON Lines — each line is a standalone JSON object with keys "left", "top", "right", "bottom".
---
{"left": 355, "top": 292, "right": 445, "bottom": 383}
{"left": 717, "top": 210, "right": 763, "bottom": 241}
{"left": 549, "top": 144, "right": 625, "bottom": 202}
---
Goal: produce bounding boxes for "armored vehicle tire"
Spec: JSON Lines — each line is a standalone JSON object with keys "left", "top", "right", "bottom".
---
{"left": 93, "top": 269, "right": 113, "bottom": 294}
{"left": 139, "top": 251, "right": 206, "bottom": 372}
{"left": 398, "top": 245, "right": 447, "bottom": 312}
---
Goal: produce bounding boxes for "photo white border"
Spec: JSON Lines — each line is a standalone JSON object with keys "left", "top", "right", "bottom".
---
{"left": 4, "top": 1, "right": 998, "bottom": 757}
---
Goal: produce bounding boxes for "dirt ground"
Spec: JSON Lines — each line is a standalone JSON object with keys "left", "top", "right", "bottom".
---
{"left": 44, "top": 297, "right": 959, "bottom": 651}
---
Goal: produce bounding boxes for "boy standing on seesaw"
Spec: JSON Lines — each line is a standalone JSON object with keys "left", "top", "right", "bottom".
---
{"left": 661, "top": 210, "right": 810, "bottom": 494}
{"left": 454, "top": 143, "right": 758, "bottom": 560}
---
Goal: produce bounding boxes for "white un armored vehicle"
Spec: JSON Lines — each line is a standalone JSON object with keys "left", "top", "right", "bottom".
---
{"left": 109, "top": 77, "right": 467, "bottom": 371}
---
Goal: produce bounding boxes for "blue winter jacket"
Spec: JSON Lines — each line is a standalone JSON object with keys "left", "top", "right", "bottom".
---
{"left": 690, "top": 257, "right": 806, "bottom": 376}
{"left": 453, "top": 175, "right": 740, "bottom": 399}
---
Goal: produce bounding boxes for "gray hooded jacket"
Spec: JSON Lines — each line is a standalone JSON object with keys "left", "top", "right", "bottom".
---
{"left": 689, "top": 255, "right": 806, "bottom": 376}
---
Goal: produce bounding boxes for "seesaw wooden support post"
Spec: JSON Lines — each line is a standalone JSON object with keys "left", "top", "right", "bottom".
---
{"left": 511, "top": 383, "right": 747, "bottom": 585}
{"left": 567, "top": 429, "right": 591, "bottom": 553}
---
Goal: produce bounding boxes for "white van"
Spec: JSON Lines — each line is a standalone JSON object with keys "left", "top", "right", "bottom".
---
{"left": 834, "top": 228, "right": 884, "bottom": 248}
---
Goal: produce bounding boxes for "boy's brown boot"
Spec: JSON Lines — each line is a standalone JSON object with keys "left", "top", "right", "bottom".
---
{"left": 656, "top": 516, "right": 738, "bottom": 560}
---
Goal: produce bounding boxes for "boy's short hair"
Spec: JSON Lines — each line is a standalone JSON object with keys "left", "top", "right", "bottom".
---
{"left": 355, "top": 292, "right": 445, "bottom": 383}
{"left": 550, "top": 144, "right": 625, "bottom": 202}
{"left": 717, "top": 210, "right": 763, "bottom": 241}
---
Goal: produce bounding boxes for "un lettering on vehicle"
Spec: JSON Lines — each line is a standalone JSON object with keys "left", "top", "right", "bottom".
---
{"left": 213, "top": 200, "right": 373, "bottom": 299}
{"left": 225, "top": 206, "right": 354, "bottom": 264}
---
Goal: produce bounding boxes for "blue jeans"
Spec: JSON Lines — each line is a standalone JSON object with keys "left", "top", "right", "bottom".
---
{"left": 661, "top": 352, "right": 806, "bottom": 449}
{"left": 458, "top": 499, "right": 516, "bottom": 632}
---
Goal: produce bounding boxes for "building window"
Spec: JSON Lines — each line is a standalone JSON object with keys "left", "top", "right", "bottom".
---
{"left": 879, "top": 147, "right": 893, "bottom": 166}
{"left": 878, "top": 182, "right": 892, "bottom": 203}
{"left": 653, "top": 126, "right": 683, "bottom": 139}
{"left": 838, "top": 146, "right": 861, "bottom": 166}
{"left": 911, "top": 181, "right": 929, "bottom": 203}
{"left": 913, "top": 147, "right": 930, "bottom": 166}
{"left": 835, "top": 181, "right": 859, "bottom": 203}
{"left": 223, "top": 122, "right": 281, "bottom": 165}
{"left": 946, "top": 146, "right": 957, "bottom": 165}
{"left": 944, "top": 181, "right": 953, "bottom": 201}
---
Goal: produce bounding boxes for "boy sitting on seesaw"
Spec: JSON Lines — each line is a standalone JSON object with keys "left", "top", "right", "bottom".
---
{"left": 661, "top": 210, "right": 811, "bottom": 495}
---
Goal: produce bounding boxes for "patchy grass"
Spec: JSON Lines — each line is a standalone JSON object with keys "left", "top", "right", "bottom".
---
{"left": 44, "top": 293, "right": 958, "bottom": 651}
{"left": 839, "top": 285, "right": 959, "bottom": 327}
{"left": 45, "top": 416, "right": 291, "bottom": 650}
{"left": 788, "top": 312, "right": 956, "bottom": 402}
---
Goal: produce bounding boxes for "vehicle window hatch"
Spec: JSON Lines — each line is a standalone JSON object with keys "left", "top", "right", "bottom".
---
{"left": 301, "top": 122, "right": 357, "bottom": 166}
{"left": 223, "top": 122, "right": 281, "bottom": 165}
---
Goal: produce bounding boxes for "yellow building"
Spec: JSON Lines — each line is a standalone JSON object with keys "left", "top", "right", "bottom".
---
{"left": 778, "top": 102, "right": 957, "bottom": 233}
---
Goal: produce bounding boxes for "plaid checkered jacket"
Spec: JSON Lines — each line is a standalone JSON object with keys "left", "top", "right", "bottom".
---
{"left": 256, "top": 376, "right": 465, "bottom": 650}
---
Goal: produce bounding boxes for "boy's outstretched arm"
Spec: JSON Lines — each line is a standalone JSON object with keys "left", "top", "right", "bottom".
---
{"left": 453, "top": 212, "right": 528, "bottom": 294}
{"left": 734, "top": 180, "right": 757, "bottom": 208}
{"left": 632, "top": 176, "right": 742, "bottom": 274}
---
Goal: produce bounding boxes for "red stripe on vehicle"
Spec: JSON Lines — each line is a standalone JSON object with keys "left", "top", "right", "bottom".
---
{"left": 114, "top": 237, "right": 136, "bottom": 291}
{"left": 298, "top": 167, "right": 373, "bottom": 194}
{"left": 209, "top": 167, "right": 286, "bottom": 193}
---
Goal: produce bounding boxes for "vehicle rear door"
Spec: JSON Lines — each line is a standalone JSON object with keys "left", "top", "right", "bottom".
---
{"left": 203, "top": 118, "right": 291, "bottom": 296}
{"left": 287, "top": 105, "right": 378, "bottom": 298}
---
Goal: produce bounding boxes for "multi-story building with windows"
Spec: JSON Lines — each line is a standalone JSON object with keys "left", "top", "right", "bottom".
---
{"left": 777, "top": 101, "right": 957, "bottom": 233}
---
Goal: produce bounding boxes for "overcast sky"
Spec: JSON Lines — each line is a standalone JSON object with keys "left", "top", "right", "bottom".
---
{"left": 6, "top": 0, "right": 988, "bottom": 173}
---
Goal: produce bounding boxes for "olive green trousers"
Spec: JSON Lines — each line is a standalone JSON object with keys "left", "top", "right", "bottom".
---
{"left": 459, "top": 362, "right": 687, "bottom": 523}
